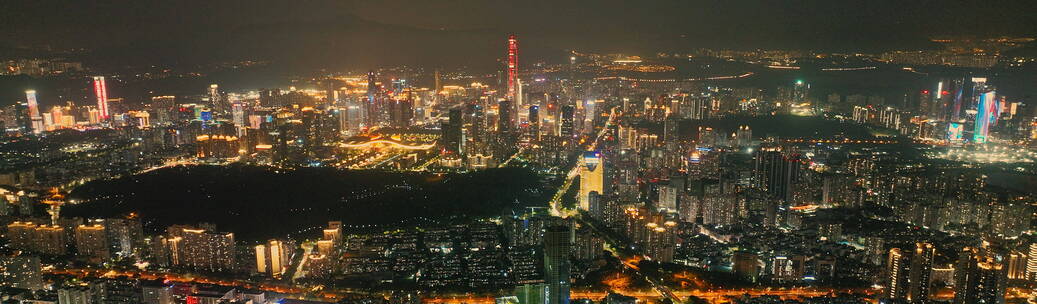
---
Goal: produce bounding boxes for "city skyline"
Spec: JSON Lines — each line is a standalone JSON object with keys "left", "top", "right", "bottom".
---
{"left": 2, "top": 2, "right": 1037, "bottom": 304}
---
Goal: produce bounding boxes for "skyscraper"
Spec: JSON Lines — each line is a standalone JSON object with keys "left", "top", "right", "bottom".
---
{"left": 559, "top": 105, "right": 575, "bottom": 139}
{"left": 25, "top": 90, "right": 43, "bottom": 134}
{"left": 543, "top": 224, "right": 570, "bottom": 304}
{"left": 954, "top": 247, "right": 1007, "bottom": 304}
{"left": 255, "top": 239, "right": 292, "bottom": 276}
{"left": 885, "top": 248, "right": 909, "bottom": 301}
{"left": 579, "top": 151, "right": 604, "bottom": 211}
{"left": 528, "top": 105, "right": 540, "bottom": 141}
{"left": 93, "top": 76, "right": 109, "bottom": 121}
{"left": 367, "top": 71, "right": 379, "bottom": 126}
{"left": 754, "top": 150, "right": 800, "bottom": 203}
{"left": 907, "top": 242, "right": 935, "bottom": 302}
{"left": 208, "top": 84, "right": 222, "bottom": 110}
{"left": 75, "top": 223, "right": 110, "bottom": 263}
{"left": 1027, "top": 243, "right": 1037, "bottom": 281}
{"left": 507, "top": 34, "right": 519, "bottom": 100}
{"left": 498, "top": 99, "right": 513, "bottom": 133}
{"left": 441, "top": 107, "right": 463, "bottom": 155}
{"left": 973, "top": 91, "right": 997, "bottom": 144}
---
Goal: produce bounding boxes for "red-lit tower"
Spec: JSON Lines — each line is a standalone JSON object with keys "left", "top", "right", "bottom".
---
{"left": 507, "top": 34, "right": 518, "bottom": 100}
{"left": 93, "top": 76, "right": 109, "bottom": 120}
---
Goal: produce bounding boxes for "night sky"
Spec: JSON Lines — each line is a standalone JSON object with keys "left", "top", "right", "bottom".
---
{"left": 2, "top": 0, "right": 1036, "bottom": 69}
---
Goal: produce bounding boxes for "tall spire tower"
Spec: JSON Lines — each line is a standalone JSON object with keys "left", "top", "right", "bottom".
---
{"left": 93, "top": 76, "right": 109, "bottom": 121}
{"left": 507, "top": 34, "right": 519, "bottom": 100}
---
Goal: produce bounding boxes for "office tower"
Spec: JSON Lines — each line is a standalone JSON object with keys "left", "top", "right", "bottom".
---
{"left": 579, "top": 151, "right": 604, "bottom": 211}
{"left": 93, "top": 76, "right": 109, "bottom": 121}
{"left": 507, "top": 34, "right": 519, "bottom": 100}
{"left": 663, "top": 118, "right": 679, "bottom": 144}
{"left": 907, "top": 243, "right": 935, "bottom": 302}
{"left": 255, "top": 239, "right": 292, "bottom": 276}
{"left": 0, "top": 255, "right": 43, "bottom": 290}
{"left": 954, "top": 247, "right": 1007, "bottom": 304}
{"left": 948, "top": 78, "right": 966, "bottom": 121}
{"left": 754, "top": 150, "right": 800, "bottom": 203}
{"left": 973, "top": 91, "right": 998, "bottom": 143}
{"left": 528, "top": 105, "right": 540, "bottom": 141}
{"left": 543, "top": 225, "right": 570, "bottom": 304}
{"left": 75, "top": 224, "right": 110, "bottom": 263}
{"left": 367, "top": 70, "right": 378, "bottom": 126}
{"left": 390, "top": 97, "right": 414, "bottom": 128}
{"left": 498, "top": 99, "right": 513, "bottom": 133}
{"left": 25, "top": 90, "right": 43, "bottom": 134}
{"left": 141, "top": 280, "right": 174, "bottom": 304}
{"left": 559, "top": 105, "right": 575, "bottom": 138}
{"left": 441, "top": 107, "right": 463, "bottom": 155}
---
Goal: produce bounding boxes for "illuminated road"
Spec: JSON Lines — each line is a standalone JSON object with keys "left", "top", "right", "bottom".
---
{"left": 549, "top": 106, "right": 617, "bottom": 217}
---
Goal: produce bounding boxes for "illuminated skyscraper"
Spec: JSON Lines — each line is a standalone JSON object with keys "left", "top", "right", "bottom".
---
{"left": 754, "top": 150, "right": 800, "bottom": 203}
{"left": 528, "top": 105, "right": 540, "bottom": 141}
{"left": 25, "top": 90, "right": 43, "bottom": 134}
{"left": 255, "top": 239, "right": 292, "bottom": 276}
{"left": 1028, "top": 243, "right": 1037, "bottom": 281}
{"left": 232, "top": 100, "right": 246, "bottom": 137}
{"left": 367, "top": 70, "right": 378, "bottom": 126}
{"left": 954, "top": 247, "right": 1006, "bottom": 304}
{"left": 559, "top": 105, "right": 575, "bottom": 138}
{"left": 507, "top": 34, "right": 519, "bottom": 100}
{"left": 75, "top": 224, "right": 110, "bottom": 263}
{"left": 208, "top": 84, "right": 222, "bottom": 110}
{"left": 498, "top": 99, "right": 513, "bottom": 133}
{"left": 167, "top": 226, "right": 236, "bottom": 272}
{"left": 543, "top": 224, "right": 570, "bottom": 304}
{"left": 907, "top": 243, "right": 935, "bottom": 302}
{"left": 390, "top": 97, "right": 414, "bottom": 128}
{"left": 885, "top": 248, "right": 910, "bottom": 301}
{"left": 579, "top": 151, "right": 604, "bottom": 211}
{"left": 93, "top": 76, "right": 109, "bottom": 121}
{"left": 973, "top": 91, "right": 997, "bottom": 143}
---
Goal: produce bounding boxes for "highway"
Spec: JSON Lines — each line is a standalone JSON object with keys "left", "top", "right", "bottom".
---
{"left": 549, "top": 106, "right": 617, "bottom": 217}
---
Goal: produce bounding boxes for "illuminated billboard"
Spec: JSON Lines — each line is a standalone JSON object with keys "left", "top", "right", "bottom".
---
{"left": 947, "top": 123, "right": 963, "bottom": 141}
{"left": 973, "top": 91, "right": 997, "bottom": 144}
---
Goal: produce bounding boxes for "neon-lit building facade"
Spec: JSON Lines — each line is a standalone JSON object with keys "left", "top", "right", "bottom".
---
{"left": 578, "top": 150, "right": 603, "bottom": 211}
{"left": 947, "top": 123, "right": 964, "bottom": 142}
{"left": 973, "top": 91, "right": 997, "bottom": 144}
{"left": 93, "top": 76, "right": 109, "bottom": 120}
{"left": 507, "top": 34, "right": 518, "bottom": 100}
{"left": 25, "top": 90, "right": 43, "bottom": 134}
